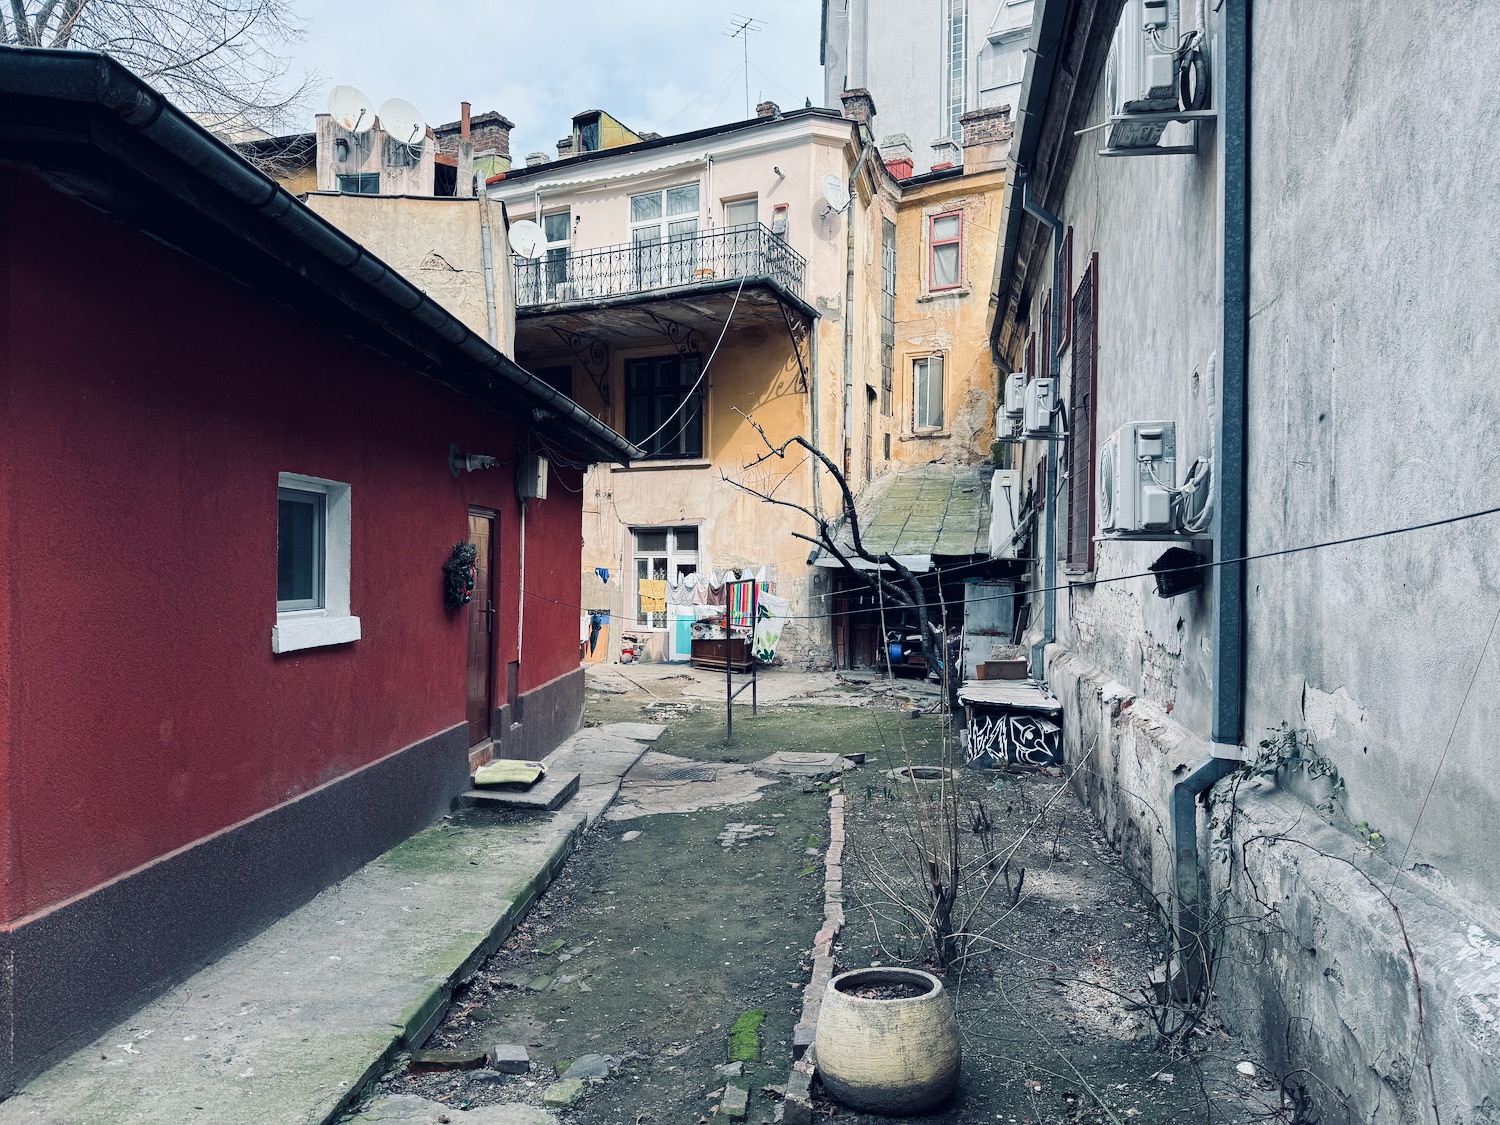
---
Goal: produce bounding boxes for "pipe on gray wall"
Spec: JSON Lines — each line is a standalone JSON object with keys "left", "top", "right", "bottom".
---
{"left": 1021, "top": 171, "right": 1064, "bottom": 683}
{"left": 1173, "top": 0, "right": 1251, "bottom": 992}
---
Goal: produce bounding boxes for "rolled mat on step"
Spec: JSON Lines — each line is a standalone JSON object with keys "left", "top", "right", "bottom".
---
{"left": 473, "top": 759, "right": 548, "bottom": 788}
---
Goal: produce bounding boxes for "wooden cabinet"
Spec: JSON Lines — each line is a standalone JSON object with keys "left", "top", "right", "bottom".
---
{"left": 690, "top": 636, "right": 754, "bottom": 672}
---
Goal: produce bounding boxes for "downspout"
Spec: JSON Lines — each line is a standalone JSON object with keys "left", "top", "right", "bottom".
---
{"left": 1172, "top": 0, "right": 1250, "bottom": 996}
{"left": 810, "top": 321, "right": 823, "bottom": 516}
{"left": 842, "top": 128, "right": 874, "bottom": 477}
{"left": 478, "top": 191, "right": 500, "bottom": 348}
{"left": 1020, "top": 171, "right": 1063, "bottom": 683}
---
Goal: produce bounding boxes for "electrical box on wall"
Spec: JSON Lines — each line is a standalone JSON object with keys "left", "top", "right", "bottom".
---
{"left": 517, "top": 454, "right": 549, "bottom": 500}
{"left": 1097, "top": 421, "right": 1176, "bottom": 535}
{"left": 1022, "top": 377, "right": 1055, "bottom": 438}
{"left": 1003, "top": 372, "right": 1026, "bottom": 419}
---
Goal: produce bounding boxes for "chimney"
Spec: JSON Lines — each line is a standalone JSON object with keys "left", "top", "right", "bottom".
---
{"left": 839, "top": 88, "right": 877, "bottom": 132}
{"left": 755, "top": 100, "right": 780, "bottom": 119}
{"left": 959, "top": 106, "right": 1014, "bottom": 172}
{"left": 879, "top": 132, "right": 913, "bottom": 180}
{"left": 455, "top": 102, "right": 474, "bottom": 196}
{"left": 526, "top": 151, "right": 550, "bottom": 167}
{"left": 929, "top": 138, "right": 960, "bottom": 171}
{"left": 557, "top": 136, "right": 574, "bottom": 158}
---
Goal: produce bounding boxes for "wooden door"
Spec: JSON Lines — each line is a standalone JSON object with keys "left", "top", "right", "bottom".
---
{"left": 466, "top": 511, "right": 495, "bottom": 747}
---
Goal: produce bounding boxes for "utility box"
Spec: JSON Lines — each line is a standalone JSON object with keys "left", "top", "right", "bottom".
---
{"left": 1097, "top": 420, "right": 1176, "bottom": 535}
{"left": 1022, "top": 377, "right": 1055, "bottom": 437}
{"left": 517, "top": 454, "right": 549, "bottom": 500}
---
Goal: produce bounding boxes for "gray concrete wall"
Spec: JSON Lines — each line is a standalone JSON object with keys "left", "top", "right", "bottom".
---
{"left": 823, "top": 0, "right": 1034, "bottom": 171}
{"left": 1243, "top": 0, "right": 1500, "bottom": 922}
{"left": 1005, "top": 0, "right": 1500, "bottom": 1116}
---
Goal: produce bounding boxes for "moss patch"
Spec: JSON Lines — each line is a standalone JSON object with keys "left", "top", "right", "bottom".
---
{"left": 727, "top": 1009, "right": 766, "bottom": 1062}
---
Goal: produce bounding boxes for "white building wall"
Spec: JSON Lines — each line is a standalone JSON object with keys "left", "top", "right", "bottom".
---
{"left": 823, "top": 0, "right": 1034, "bottom": 172}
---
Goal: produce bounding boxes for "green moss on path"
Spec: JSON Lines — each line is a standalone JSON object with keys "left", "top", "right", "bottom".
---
{"left": 728, "top": 1009, "right": 766, "bottom": 1061}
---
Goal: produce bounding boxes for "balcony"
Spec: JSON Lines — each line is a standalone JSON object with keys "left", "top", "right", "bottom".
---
{"left": 511, "top": 223, "right": 816, "bottom": 393}
{"left": 514, "top": 223, "right": 806, "bottom": 308}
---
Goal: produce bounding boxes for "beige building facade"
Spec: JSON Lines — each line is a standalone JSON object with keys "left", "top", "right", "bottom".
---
{"left": 491, "top": 99, "right": 1013, "bottom": 667}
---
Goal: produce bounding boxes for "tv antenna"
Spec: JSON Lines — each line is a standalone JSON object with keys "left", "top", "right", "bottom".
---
{"left": 378, "top": 97, "right": 427, "bottom": 149}
{"left": 724, "top": 14, "right": 766, "bottom": 119}
{"left": 821, "top": 173, "right": 852, "bottom": 214}
{"left": 507, "top": 219, "right": 546, "bottom": 259}
{"left": 327, "top": 85, "right": 375, "bottom": 134}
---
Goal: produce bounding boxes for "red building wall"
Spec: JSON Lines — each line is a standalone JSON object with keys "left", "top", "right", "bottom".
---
{"left": 0, "top": 173, "right": 586, "bottom": 923}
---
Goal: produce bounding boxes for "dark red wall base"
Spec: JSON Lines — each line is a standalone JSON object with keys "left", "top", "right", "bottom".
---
{"left": 0, "top": 721, "right": 469, "bottom": 1095}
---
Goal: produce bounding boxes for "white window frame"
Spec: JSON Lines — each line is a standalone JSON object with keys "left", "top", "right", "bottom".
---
{"left": 912, "top": 354, "right": 946, "bottom": 433}
{"left": 630, "top": 182, "right": 701, "bottom": 287}
{"left": 722, "top": 196, "right": 758, "bottom": 228}
{"left": 632, "top": 526, "right": 699, "bottom": 629}
{"left": 272, "top": 472, "right": 360, "bottom": 654}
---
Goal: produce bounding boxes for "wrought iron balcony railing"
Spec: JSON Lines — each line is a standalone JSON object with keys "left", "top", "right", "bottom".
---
{"left": 513, "top": 223, "right": 806, "bottom": 309}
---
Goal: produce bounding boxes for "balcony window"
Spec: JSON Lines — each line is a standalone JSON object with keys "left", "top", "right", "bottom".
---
{"left": 633, "top": 526, "right": 699, "bottom": 628}
{"left": 543, "top": 210, "right": 571, "bottom": 297}
{"left": 626, "top": 355, "right": 704, "bottom": 460}
{"left": 631, "top": 183, "right": 701, "bottom": 287}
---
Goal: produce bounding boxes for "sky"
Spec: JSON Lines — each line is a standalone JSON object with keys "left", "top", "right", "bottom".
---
{"left": 282, "top": 0, "right": 826, "bottom": 159}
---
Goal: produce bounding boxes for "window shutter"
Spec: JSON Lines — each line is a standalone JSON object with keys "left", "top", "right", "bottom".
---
{"left": 1065, "top": 253, "right": 1099, "bottom": 573}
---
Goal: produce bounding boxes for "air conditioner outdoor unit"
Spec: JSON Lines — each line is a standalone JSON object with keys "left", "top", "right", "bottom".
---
{"left": 1098, "top": 420, "right": 1177, "bottom": 535}
{"left": 1105, "top": 0, "right": 1209, "bottom": 153}
{"left": 1022, "top": 377, "right": 1055, "bottom": 438}
{"left": 1003, "top": 372, "right": 1027, "bottom": 419}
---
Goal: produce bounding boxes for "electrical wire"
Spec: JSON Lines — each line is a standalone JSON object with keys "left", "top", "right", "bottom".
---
{"left": 632, "top": 273, "right": 747, "bottom": 452}
{"left": 482, "top": 503, "right": 1500, "bottom": 626}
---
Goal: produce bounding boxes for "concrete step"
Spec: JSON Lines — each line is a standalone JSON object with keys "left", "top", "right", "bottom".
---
{"left": 459, "top": 770, "right": 581, "bottom": 812}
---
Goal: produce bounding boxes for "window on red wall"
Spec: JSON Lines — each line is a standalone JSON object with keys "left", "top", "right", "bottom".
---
{"left": 1065, "top": 252, "right": 1099, "bottom": 574}
{"left": 929, "top": 212, "right": 963, "bottom": 290}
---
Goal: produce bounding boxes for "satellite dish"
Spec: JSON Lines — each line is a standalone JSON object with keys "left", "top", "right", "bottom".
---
{"left": 508, "top": 220, "right": 546, "bottom": 260}
{"left": 327, "top": 85, "right": 375, "bottom": 134}
{"left": 379, "top": 97, "right": 427, "bottom": 147}
{"left": 822, "top": 173, "right": 852, "bottom": 213}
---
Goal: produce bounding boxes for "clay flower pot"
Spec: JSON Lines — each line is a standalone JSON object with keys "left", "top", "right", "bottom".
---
{"left": 814, "top": 967, "right": 961, "bottom": 1115}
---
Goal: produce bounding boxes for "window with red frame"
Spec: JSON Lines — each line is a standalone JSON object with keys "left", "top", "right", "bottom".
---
{"left": 929, "top": 212, "right": 963, "bottom": 290}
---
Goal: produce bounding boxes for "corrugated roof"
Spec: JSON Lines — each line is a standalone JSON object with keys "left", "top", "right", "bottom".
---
{"left": 834, "top": 464, "right": 995, "bottom": 559}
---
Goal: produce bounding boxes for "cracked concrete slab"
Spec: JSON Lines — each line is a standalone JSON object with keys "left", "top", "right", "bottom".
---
{"left": 603, "top": 752, "right": 778, "bottom": 820}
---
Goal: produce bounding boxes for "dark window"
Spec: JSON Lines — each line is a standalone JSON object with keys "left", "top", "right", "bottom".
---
{"left": 277, "top": 487, "right": 325, "bottom": 610}
{"left": 1065, "top": 253, "right": 1099, "bottom": 574}
{"left": 883, "top": 432, "right": 891, "bottom": 460}
{"left": 1058, "top": 227, "right": 1074, "bottom": 353}
{"left": 533, "top": 365, "right": 573, "bottom": 398}
{"left": 336, "top": 172, "right": 380, "bottom": 195}
{"left": 880, "top": 218, "right": 897, "bottom": 416}
{"left": 577, "top": 114, "right": 600, "bottom": 153}
{"left": 626, "top": 355, "right": 704, "bottom": 459}
{"left": 1041, "top": 289, "right": 1052, "bottom": 364}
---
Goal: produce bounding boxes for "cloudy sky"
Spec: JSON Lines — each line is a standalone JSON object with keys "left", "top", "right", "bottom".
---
{"left": 283, "top": 0, "right": 826, "bottom": 158}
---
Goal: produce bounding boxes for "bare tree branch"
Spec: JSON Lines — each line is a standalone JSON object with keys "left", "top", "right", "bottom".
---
{"left": 4, "top": 0, "right": 314, "bottom": 134}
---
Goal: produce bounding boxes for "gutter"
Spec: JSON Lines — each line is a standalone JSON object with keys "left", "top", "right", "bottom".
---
{"left": 0, "top": 47, "right": 639, "bottom": 467}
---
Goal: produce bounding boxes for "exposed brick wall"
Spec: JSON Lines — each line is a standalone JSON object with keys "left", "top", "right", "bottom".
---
{"left": 434, "top": 111, "right": 513, "bottom": 159}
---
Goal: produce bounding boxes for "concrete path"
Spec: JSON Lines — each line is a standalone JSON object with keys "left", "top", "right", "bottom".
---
{"left": 0, "top": 723, "right": 662, "bottom": 1125}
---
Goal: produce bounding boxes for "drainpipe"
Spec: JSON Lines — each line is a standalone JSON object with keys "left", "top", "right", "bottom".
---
{"left": 1173, "top": 0, "right": 1250, "bottom": 997}
{"left": 478, "top": 191, "right": 500, "bottom": 348}
{"left": 842, "top": 129, "right": 874, "bottom": 477}
{"left": 810, "top": 323, "right": 823, "bottom": 516}
{"left": 1020, "top": 171, "right": 1063, "bottom": 683}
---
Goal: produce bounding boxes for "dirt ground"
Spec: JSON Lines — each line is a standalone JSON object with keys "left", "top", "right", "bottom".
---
{"left": 350, "top": 666, "right": 1293, "bottom": 1124}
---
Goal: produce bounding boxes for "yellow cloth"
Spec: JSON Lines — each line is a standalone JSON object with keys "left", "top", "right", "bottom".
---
{"left": 639, "top": 579, "right": 668, "bottom": 614}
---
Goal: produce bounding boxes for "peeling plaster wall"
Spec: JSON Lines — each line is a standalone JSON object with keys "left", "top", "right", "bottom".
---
{"left": 999, "top": 0, "right": 1500, "bottom": 1116}
{"left": 1049, "top": 647, "right": 1500, "bottom": 1120}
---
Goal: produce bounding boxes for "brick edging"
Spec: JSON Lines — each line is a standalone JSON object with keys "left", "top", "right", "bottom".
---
{"left": 781, "top": 788, "right": 845, "bottom": 1123}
